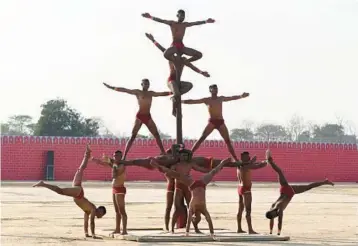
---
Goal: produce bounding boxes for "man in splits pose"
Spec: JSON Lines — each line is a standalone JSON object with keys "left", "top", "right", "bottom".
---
{"left": 103, "top": 80, "right": 171, "bottom": 159}
{"left": 265, "top": 149, "right": 334, "bottom": 235}
{"left": 142, "top": 10, "right": 215, "bottom": 63}
{"left": 145, "top": 33, "right": 210, "bottom": 116}
{"left": 150, "top": 157, "right": 232, "bottom": 237}
{"left": 33, "top": 145, "right": 106, "bottom": 238}
{"left": 182, "top": 84, "right": 249, "bottom": 161}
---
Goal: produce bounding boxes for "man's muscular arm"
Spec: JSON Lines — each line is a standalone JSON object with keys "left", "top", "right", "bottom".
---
{"left": 182, "top": 98, "right": 207, "bottom": 104}
{"left": 186, "top": 18, "right": 215, "bottom": 27}
{"left": 145, "top": 33, "right": 166, "bottom": 52}
{"left": 150, "top": 91, "right": 173, "bottom": 97}
{"left": 142, "top": 13, "right": 173, "bottom": 25}
{"left": 90, "top": 209, "right": 97, "bottom": 238}
{"left": 103, "top": 82, "right": 139, "bottom": 95}
{"left": 192, "top": 163, "right": 210, "bottom": 173}
{"left": 241, "top": 161, "right": 267, "bottom": 170}
{"left": 84, "top": 213, "right": 90, "bottom": 237}
{"left": 183, "top": 60, "right": 210, "bottom": 77}
{"left": 277, "top": 211, "right": 283, "bottom": 235}
{"left": 210, "top": 158, "right": 231, "bottom": 176}
{"left": 221, "top": 93, "right": 250, "bottom": 102}
{"left": 92, "top": 157, "right": 113, "bottom": 168}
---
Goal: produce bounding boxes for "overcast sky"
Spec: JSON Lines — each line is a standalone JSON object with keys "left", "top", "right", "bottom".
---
{"left": 1, "top": 0, "right": 357, "bottom": 138}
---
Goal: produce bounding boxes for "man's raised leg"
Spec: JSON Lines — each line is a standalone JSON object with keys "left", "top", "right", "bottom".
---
{"left": 181, "top": 47, "right": 203, "bottom": 63}
{"left": 291, "top": 179, "right": 334, "bottom": 194}
{"left": 72, "top": 145, "right": 91, "bottom": 187}
{"left": 146, "top": 120, "right": 165, "bottom": 155}
{"left": 191, "top": 124, "right": 215, "bottom": 153}
{"left": 123, "top": 120, "right": 142, "bottom": 160}
{"left": 218, "top": 124, "right": 239, "bottom": 161}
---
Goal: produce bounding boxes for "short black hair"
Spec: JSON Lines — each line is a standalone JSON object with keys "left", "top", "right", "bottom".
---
{"left": 209, "top": 84, "right": 217, "bottom": 89}
{"left": 142, "top": 78, "right": 149, "bottom": 83}
{"left": 241, "top": 151, "right": 250, "bottom": 156}
{"left": 265, "top": 211, "right": 272, "bottom": 219}
{"left": 114, "top": 150, "right": 122, "bottom": 155}
{"left": 178, "top": 9, "right": 185, "bottom": 14}
{"left": 98, "top": 206, "right": 107, "bottom": 215}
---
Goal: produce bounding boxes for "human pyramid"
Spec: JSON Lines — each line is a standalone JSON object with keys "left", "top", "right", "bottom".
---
{"left": 33, "top": 10, "right": 334, "bottom": 240}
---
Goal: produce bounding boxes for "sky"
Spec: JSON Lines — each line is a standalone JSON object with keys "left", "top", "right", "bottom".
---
{"left": 0, "top": 0, "right": 357, "bottom": 139}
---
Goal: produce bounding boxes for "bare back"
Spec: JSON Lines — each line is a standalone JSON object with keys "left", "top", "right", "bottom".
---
{"left": 74, "top": 197, "right": 95, "bottom": 214}
{"left": 136, "top": 91, "right": 153, "bottom": 114}
{"left": 170, "top": 23, "right": 187, "bottom": 42}
{"left": 205, "top": 97, "right": 224, "bottom": 119}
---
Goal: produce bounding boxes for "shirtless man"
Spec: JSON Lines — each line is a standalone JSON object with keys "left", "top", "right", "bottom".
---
{"left": 166, "top": 149, "right": 210, "bottom": 233}
{"left": 33, "top": 145, "right": 106, "bottom": 238}
{"left": 142, "top": 10, "right": 215, "bottom": 63}
{"left": 92, "top": 150, "right": 128, "bottom": 235}
{"left": 150, "top": 157, "right": 231, "bottom": 237}
{"left": 182, "top": 84, "right": 250, "bottom": 161}
{"left": 236, "top": 152, "right": 267, "bottom": 234}
{"left": 119, "top": 148, "right": 179, "bottom": 231}
{"left": 145, "top": 33, "right": 209, "bottom": 96}
{"left": 265, "top": 150, "right": 334, "bottom": 235}
{"left": 103, "top": 80, "right": 170, "bottom": 159}
{"left": 145, "top": 33, "right": 210, "bottom": 116}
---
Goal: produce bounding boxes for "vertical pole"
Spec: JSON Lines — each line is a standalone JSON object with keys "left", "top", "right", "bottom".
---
{"left": 175, "top": 68, "right": 183, "bottom": 145}
{"left": 174, "top": 61, "right": 186, "bottom": 229}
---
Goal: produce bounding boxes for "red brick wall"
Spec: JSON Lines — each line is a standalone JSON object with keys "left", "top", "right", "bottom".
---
{"left": 1, "top": 136, "right": 357, "bottom": 182}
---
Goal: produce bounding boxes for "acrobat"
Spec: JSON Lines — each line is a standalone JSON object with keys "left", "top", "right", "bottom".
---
{"left": 145, "top": 33, "right": 210, "bottom": 116}
{"left": 142, "top": 10, "right": 215, "bottom": 62}
{"left": 33, "top": 145, "right": 106, "bottom": 239}
{"left": 236, "top": 152, "right": 267, "bottom": 234}
{"left": 150, "top": 157, "right": 231, "bottom": 237}
{"left": 265, "top": 150, "right": 334, "bottom": 235}
{"left": 103, "top": 80, "right": 171, "bottom": 159}
{"left": 182, "top": 84, "right": 249, "bottom": 161}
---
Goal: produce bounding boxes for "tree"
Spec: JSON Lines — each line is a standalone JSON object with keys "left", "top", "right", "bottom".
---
{"left": 158, "top": 130, "right": 172, "bottom": 139}
{"left": 255, "top": 124, "right": 289, "bottom": 141}
{"left": 313, "top": 124, "right": 345, "bottom": 139}
{"left": 6, "top": 115, "right": 35, "bottom": 135}
{"left": 286, "top": 114, "right": 306, "bottom": 141}
{"left": 34, "top": 99, "right": 100, "bottom": 136}
{"left": 230, "top": 128, "right": 254, "bottom": 141}
{"left": 297, "top": 130, "right": 311, "bottom": 142}
{"left": 1, "top": 123, "right": 10, "bottom": 135}
{"left": 137, "top": 134, "right": 149, "bottom": 139}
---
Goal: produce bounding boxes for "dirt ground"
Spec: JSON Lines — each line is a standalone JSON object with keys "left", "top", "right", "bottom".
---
{"left": 1, "top": 181, "right": 357, "bottom": 246}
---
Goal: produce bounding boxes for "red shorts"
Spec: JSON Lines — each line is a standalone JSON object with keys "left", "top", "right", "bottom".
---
{"left": 280, "top": 185, "right": 295, "bottom": 199}
{"left": 172, "top": 41, "right": 185, "bottom": 50}
{"left": 74, "top": 186, "right": 84, "bottom": 200}
{"left": 209, "top": 118, "right": 225, "bottom": 129}
{"left": 189, "top": 180, "right": 206, "bottom": 191}
{"left": 136, "top": 112, "right": 152, "bottom": 125}
{"left": 167, "top": 180, "right": 175, "bottom": 193}
{"left": 167, "top": 74, "right": 176, "bottom": 83}
{"left": 238, "top": 184, "right": 252, "bottom": 195}
{"left": 112, "top": 186, "right": 127, "bottom": 195}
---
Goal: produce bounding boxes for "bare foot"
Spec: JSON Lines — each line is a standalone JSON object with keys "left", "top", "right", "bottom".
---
{"left": 325, "top": 179, "right": 334, "bottom": 186}
{"left": 237, "top": 229, "right": 247, "bottom": 233}
{"left": 248, "top": 230, "right": 258, "bottom": 234}
{"left": 121, "top": 231, "right": 128, "bottom": 235}
{"left": 33, "top": 180, "right": 44, "bottom": 187}
{"left": 194, "top": 229, "right": 203, "bottom": 234}
{"left": 110, "top": 230, "right": 121, "bottom": 234}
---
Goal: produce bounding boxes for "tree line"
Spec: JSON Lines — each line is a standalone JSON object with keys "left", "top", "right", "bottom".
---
{"left": 0, "top": 99, "right": 356, "bottom": 144}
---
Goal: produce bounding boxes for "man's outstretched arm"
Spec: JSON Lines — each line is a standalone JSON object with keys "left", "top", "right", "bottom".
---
{"left": 182, "top": 98, "right": 207, "bottom": 104}
{"left": 142, "top": 13, "right": 173, "bottom": 25}
{"left": 145, "top": 33, "right": 166, "bottom": 52}
{"left": 186, "top": 18, "right": 215, "bottom": 27}
{"left": 221, "top": 93, "right": 250, "bottom": 102}
{"left": 183, "top": 60, "right": 210, "bottom": 77}
{"left": 241, "top": 161, "right": 267, "bottom": 170}
{"left": 103, "top": 82, "right": 139, "bottom": 95}
{"left": 150, "top": 91, "right": 173, "bottom": 97}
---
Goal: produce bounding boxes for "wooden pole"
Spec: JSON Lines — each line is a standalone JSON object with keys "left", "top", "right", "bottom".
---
{"left": 175, "top": 68, "right": 183, "bottom": 145}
